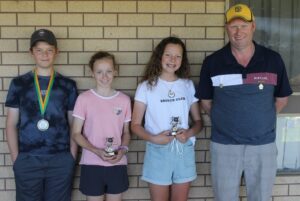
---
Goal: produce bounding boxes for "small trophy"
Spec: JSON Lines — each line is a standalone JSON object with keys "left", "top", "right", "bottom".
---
{"left": 105, "top": 137, "right": 116, "bottom": 156}
{"left": 170, "top": 116, "right": 181, "bottom": 136}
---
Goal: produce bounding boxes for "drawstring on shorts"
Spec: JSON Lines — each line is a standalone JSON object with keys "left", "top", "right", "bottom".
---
{"left": 169, "top": 138, "right": 183, "bottom": 156}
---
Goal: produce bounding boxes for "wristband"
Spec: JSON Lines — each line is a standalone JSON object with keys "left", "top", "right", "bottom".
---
{"left": 119, "top": 146, "right": 129, "bottom": 153}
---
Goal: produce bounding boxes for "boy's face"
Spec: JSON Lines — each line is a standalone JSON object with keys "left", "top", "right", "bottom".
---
{"left": 30, "top": 41, "right": 58, "bottom": 69}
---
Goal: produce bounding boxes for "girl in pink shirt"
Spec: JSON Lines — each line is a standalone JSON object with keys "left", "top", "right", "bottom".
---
{"left": 72, "top": 51, "right": 131, "bottom": 201}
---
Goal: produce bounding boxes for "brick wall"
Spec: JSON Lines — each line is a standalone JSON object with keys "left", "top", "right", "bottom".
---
{"left": 0, "top": 0, "right": 299, "bottom": 201}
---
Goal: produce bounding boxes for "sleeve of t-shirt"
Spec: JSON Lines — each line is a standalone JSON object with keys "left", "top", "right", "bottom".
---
{"left": 196, "top": 58, "right": 214, "bottom": 100}
{"left": 5, "top": 78, "right": 19, "bottom": 108}
{"left": 274, "top": 55, "right": 293, "bottom": 97}
{"left": 67, "top": 81, "right": 78, "bottom": 111}
{"left": 124, "top": 96, "right": 132, "bottom": 123}
{"left": 72, "top": 94, "right": 86, "bottom": 120}
{"left": 187, "top": 80, "right": 198, "bottom": 104}
{"left": 134, "top": 82, "right": 147, "bottom": 105}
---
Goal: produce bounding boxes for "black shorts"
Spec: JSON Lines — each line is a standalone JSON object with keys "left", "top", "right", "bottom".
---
{"left": 13, "top": 152, "right": 75, "bottom": 201}
{"left": 79, "top": 165, "right": 129, "bottom": 196}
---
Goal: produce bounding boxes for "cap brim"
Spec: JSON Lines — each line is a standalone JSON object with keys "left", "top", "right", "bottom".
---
{"left": 226, "top": 16, "right": 253, "bottom": 23}
{"left": 30, "top": 38, "right": 57, "bottom": 48}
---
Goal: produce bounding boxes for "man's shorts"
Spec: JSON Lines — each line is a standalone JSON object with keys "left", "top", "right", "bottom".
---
{"left": 79, "top": 165, "right": 129, "bottom": 196}
{"left": 142, "top": 139, "right": 197, "bottom": 185}
{"left": 210, "top": 142, "right": 277, "bottom": 201}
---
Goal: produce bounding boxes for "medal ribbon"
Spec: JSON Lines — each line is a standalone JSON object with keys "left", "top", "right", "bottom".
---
{"left": 34, "top": 69, "right": 55, "bottom": 116}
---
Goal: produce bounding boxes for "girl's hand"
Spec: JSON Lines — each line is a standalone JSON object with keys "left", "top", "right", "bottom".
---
{"left": 94, "top": 148, "right": 116, "bottom": 161}
{"left": 175, "top": 129, "right": 189, "bottom": 143}
{"left": 150, "top": 130, "right": 174, "bottom": 145}
{"left": 107, "top": 149, "right": 126, "bottom": 164}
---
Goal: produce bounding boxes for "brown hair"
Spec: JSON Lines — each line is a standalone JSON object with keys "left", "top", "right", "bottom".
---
{"left": 89, "top": 51, "right": 116, "bottom": 71}
{"left": 142, "top": 36, "right": 190, "bottom": 87}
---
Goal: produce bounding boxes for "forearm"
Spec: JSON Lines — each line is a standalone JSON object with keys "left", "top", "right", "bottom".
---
{"left": 131, "top": 124, "right": 154, "bottom": 142}
{"left": 275, "top": 97, "right": 289, "bottom": 113}
{"left": 201, "top": 100, "right": 212, "bottom": 115}
{"left": 6, "top": 108, "right": 20, "bottom": 162}
{"left": 70, "top": 138, "right": 78, "bottom": 158}
{"left": 117, "top": 129, "right": 130, "bottom": 155}
{"left": 6, "top": 127, "right": 19, "bottom": 162}
{"left": 72, "top": 133, "right": 100, "bottom": 154}
{"left": 121, "top": 131, "right": 130, "bottom": 147}
{"left": 68, "top": 111, "right": 77, "bottom": 157}
{"left": 186, "top": 120, "right": 202, "bottom": 138}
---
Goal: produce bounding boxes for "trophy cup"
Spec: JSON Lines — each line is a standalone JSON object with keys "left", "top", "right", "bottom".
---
{"left": 105, "top": 137, "right": 116, "bottom": 156}
{"left": 170, "top": 116, "right": 181, "bottom": 136}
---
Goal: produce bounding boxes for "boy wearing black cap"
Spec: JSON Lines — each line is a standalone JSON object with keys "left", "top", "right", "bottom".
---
{"left": 5, "top": 29, "right": 78, "bottom": 201}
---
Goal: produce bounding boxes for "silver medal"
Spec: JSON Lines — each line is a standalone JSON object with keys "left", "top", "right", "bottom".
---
{"left": 259, "top": 83, "right": 264, "bottom": 90}
{"left": 37, "top": 119, "right": 49, "bottom": 131}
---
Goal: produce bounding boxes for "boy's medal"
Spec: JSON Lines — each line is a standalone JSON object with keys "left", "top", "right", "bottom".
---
{"left": 34, "top": 69, "right": 55, "bottom": 131}
{"left": 37, "top": 119, "right": 49, "bottom": 131}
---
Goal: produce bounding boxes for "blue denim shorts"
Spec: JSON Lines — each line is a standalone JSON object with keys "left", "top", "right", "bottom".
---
{"left": 142, "top": 139, "right": 197, "bottom": 185}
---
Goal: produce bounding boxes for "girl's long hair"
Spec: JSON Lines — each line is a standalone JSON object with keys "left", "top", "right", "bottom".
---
{"left": 142, "top": 36, "right": 190, "bottom": 87}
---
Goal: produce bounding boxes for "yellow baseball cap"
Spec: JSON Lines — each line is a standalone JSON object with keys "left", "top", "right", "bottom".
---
{"left": 225, "top": 4, "right": 254, "bottom": 23}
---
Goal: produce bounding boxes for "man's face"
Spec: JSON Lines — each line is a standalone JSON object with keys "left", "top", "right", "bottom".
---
{"left": 226, "top": 18, "right": 256, "bottom": 50}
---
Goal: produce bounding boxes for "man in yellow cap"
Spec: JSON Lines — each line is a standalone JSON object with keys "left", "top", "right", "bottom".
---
{"left": 196, "top": 4, "right": 292, "bottom": 201}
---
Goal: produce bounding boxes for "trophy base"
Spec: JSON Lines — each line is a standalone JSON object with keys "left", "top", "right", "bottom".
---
{"left": 105, "top": 150, "right": 118, "bottom": 156}
{"left": 106, "top": 151, "right": 115, "bottom": 156}
{"left": 168, "top": 131, "right": 177, "bottom": 136}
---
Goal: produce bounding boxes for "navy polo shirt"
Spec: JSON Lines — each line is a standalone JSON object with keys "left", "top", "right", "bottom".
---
{"left": 196, "top": 42, "right": 292, "bottom": 145}
{"left": 5, "top": 71, "right": 78, "bottom": 154}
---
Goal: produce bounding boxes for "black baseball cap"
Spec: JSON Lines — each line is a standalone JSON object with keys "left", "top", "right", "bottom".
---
{"left": 30, "top": 29, "right": 57, "bottom": 48}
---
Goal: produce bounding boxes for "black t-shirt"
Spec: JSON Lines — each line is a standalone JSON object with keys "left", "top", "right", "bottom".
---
{"left": 5, "top": 71, "right": 78, "bottom": 154}
{"left": 196, "top": 42, "right": 293, "bottom": 145}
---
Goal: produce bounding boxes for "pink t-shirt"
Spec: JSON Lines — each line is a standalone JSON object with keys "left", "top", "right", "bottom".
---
{"left": 73, "top": 89, "right": 131, "bottom": 166}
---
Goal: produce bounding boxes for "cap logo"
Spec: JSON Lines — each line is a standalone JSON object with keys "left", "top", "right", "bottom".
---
{"left": 235, "top": 6, "right": 242, "bottom": 13}
{"left": 38, "top": 30, "right": 45, "bottom": 36}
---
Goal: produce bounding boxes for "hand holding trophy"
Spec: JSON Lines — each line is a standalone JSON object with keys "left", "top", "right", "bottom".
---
{"left": 170, "top": 116, "right": 181, "bottom": 136}
{"left": 105, "top": 137, "right": 117, "bottom": 156}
